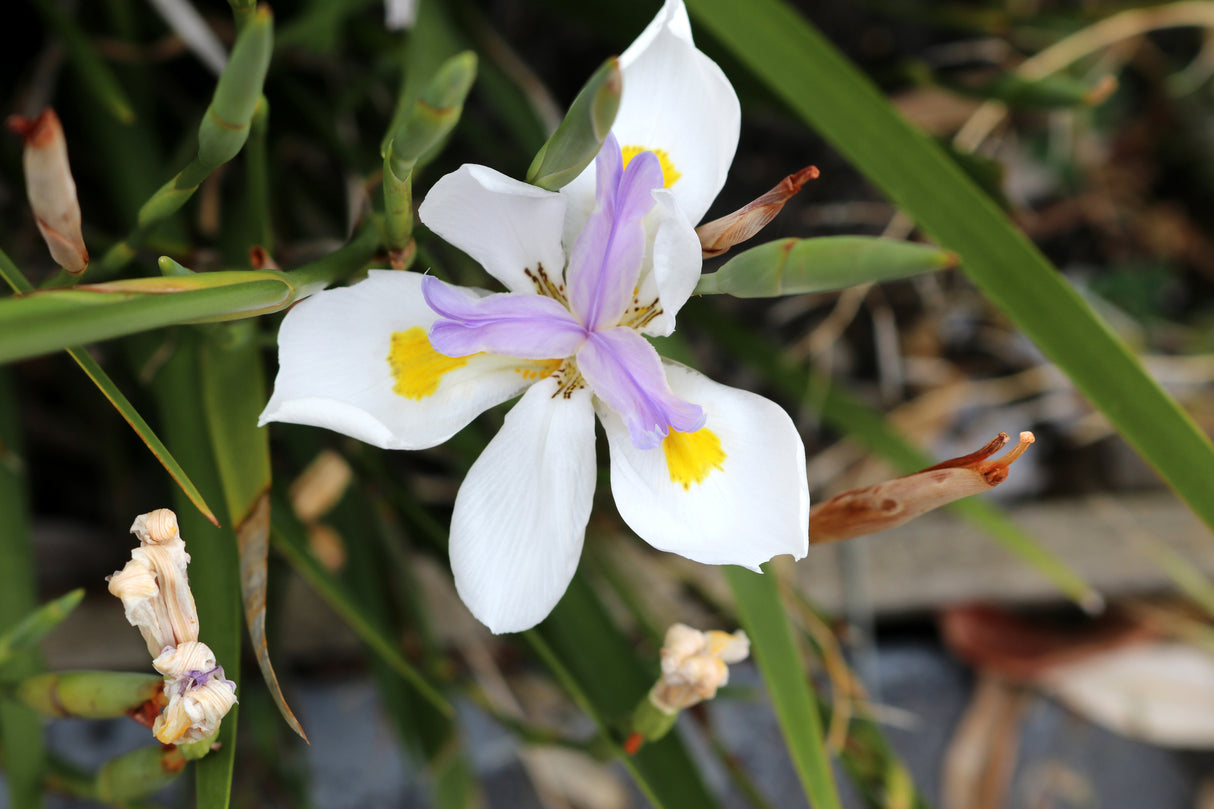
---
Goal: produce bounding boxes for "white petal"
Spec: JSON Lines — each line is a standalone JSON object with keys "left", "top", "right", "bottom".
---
{"left": 260, "top": 271, "right": 545, "bottom": 450}
{"left": 601, "top": 363, "right": 809, "bottom": 569}
{"left": 449, "top": 378, "right": 597, "bottom": 633}
{"left": 418, "top": 164, "right": 567, "bottom": 294}
{"left": 565, "top": 0, "right": 740, "bottom": 225}
{"left": 636, "top": 188, "right": 702, "bottom": 336}
{"left": 620, "top": 0, "right": 695, "bottom": 57}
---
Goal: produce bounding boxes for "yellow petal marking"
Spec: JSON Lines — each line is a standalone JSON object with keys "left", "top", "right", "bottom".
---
{"left": 663, "top": 427, "right": 726, "bottom": 490}
{"left": 388, "top": 327, "right": 471, "bottom": 400}
{"left": 622, "top": 145, "right": 682, "bottom": 189}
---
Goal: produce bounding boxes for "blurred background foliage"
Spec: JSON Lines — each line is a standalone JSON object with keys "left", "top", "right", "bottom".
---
{"left": 6, "top": 0, "right": 1214, "bottom": 807}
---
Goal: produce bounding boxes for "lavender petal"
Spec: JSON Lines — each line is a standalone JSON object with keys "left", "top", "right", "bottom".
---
{"left": 566, "top": 135, "right": 664, "bottom": 330}
{"left": 423, "top": 276, "right": 587, "bottom": 360}
{"left": 576, "top": 326, "right": 704, "bottom": 449}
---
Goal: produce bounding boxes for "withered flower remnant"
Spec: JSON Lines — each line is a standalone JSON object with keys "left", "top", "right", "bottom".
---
{"left": 108, "top": 509, "right": 237, "bottom": 745}
{"left": 696, "top": 165, "right": 819, "bottom": 258}
{"left": 809, "top": 431, "right": 1036, "bottom": 545}
{"left": 628, "top": 623, "right": 750, "bottom": 753}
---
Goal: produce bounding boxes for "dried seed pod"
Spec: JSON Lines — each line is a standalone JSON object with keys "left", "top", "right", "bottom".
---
{"left": 696, "top": 165, "right": 819, "bottom": 258}
{"left": 7, "top": 109, "right": 88, "bottom": 273}
{"left": 809, "top": 431, "right": 1036, "bottom": 545}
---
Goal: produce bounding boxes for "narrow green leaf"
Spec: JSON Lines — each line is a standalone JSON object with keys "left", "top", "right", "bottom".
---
{"left": 200, "top": 322, "right": 306, "bottom": 740}
{"left": 539, "top": 574, "right": 722, "bottom": 809}
{"left": 724, "top": 565, "right": 841, "bottom": 809}
{"left": 150, "top": 331, "right": 241, "bottom": 809}
{"left": 0, "top": 247, "right": 220, "bottom": 525}
{"left": 0, "top": 277, "right": 288, "bottom": 364}
{"left": 269, "top": 497, "right": 453, "bottom": 718}
{"left": 69, "top": 343, "right": 220, "bottom": 525}
{"left": 527, "top": 58, "right": 621, "bottom": 191}
{"left": 1, "top": 219, "right": 382, "bottom": 363}
{"left": 0, "top": 591, "right": 84, "bottom": 673}
{"left": 524, "top": 630, "right": 668, "bottom": 809}
{"left": 687, "top": 0, "right": 1214, "bottom": 547}
{"left": 696, "top": 236, "right": 958, "bottom": 297}
{"left": 0, "top": 368, "right": 45, "bottom": 809}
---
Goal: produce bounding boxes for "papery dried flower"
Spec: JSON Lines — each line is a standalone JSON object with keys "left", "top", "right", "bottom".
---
{"left": 696, "top": 165, "right": 819, "bottom": 258}
{"left": 7, "top": 109, "right": 88, "bottom": 274}
{"left": 153, "top": 659, "right": 238, "bottom": 745}
{"left": 652, "top": 622, "right": 749, "bottom": 713}
{"left": 628, "top": 622, "right": 750, "bottom": 753}
{"left": 109, "top": 509, "right": 237, "bottom": 746}
{"left": 109, "top": 508, "right": 198, "bottom": 655}
{"left": 809, "top": 431, "right": 1035, "bottom": 545}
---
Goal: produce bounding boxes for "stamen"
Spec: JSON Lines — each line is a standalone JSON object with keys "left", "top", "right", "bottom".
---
{"left": 523, "top": 263, "right": 567, "bottom": 306}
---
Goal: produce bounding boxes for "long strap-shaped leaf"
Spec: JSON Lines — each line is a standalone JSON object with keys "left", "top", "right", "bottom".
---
{"left": 0, "top": 250, "right": 219, "bottom": 525}
{"left": 687, "top": 0, "right": 1214, "bottom": 535}
{"left": 725, "top": 565, "right": 842, "bottom": 809}
{"left": 0, "top": 371, "right": 47, "bottom": 809}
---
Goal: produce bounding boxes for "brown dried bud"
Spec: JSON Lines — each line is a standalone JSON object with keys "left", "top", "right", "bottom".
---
{"left": 695, "top": 165, "right": 819, "bottom": 258}
{"left": 7, "top": 109, "right": 88, "bottom": 273}
{"left": 809, "top": 431, "right": 1035, "bottom": 545}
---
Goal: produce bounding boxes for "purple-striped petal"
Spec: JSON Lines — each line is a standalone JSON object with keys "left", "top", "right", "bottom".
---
{"left": 423, "top": 276, "right": 587, "bottom": 360}
{"left": 566, "top": 135, "right": 664, "bottom": 330}
{"left": 576, "top": 326, "right": 704, "bottom": 449}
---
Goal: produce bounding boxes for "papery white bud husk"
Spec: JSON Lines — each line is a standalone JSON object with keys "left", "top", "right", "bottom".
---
{"left": 651, "top": 624, "right": 750, "bottom": 713}
{"left": 130, "top": 540, "right": 198, "bottom": 647}
{"left": 130, "top": 508, "right": 180, "bottom": 545}
{"left": 660, "top": 623, "right": 707, "bottom": 675}
{"left": 107, "top": 560, "right": 175, "bottom": 657}
{"left": 153, "top": 640, "right": 218, "bottom": 679}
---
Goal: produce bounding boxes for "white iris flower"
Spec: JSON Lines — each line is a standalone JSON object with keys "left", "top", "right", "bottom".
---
{"left": 260, "top": 0, "right": 809, "bottom": 633}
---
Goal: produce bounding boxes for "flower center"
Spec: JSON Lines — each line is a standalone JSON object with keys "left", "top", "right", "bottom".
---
{"left": 662, "top": 427, "right": 726, "bottom": 489}
{"left": 622, "top": 145, "right": 681, "bottom": 188}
